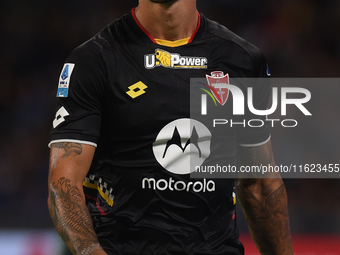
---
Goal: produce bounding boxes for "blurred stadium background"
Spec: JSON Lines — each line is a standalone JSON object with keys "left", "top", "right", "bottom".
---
{"left": 0, "top": 0, "right": 339, "bottom": 254}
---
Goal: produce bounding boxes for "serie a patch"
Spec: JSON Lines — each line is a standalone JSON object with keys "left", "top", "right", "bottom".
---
{"left": 57, "top": 63, "right": 75, "bottom": 97}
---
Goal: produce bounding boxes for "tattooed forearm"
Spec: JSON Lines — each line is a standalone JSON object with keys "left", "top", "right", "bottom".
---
{"left": 237, "top": 182, "right": 293, "bottom": 255}
{"left": 237, "top": 142, "right": 293, "bottom": 254}
{"left": 51, "top": 142, "right": 83, "bottom": 158}
{"left": 48, "top": 177, "right": 104, "bottom": 255}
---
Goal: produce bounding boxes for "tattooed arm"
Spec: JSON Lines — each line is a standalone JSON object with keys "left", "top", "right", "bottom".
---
{"left": 48, "top": 142, "right": 107, "bottom": 255}
{"left": 237, "top": 140, "right": 294, "bottom": 255}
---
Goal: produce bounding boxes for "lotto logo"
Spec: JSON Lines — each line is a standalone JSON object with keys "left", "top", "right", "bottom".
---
{"left": 126, "top": 81, "right": 148, "bottom": 99}
{"left": 53, "top": 106, "right": 69, "bottom": 128}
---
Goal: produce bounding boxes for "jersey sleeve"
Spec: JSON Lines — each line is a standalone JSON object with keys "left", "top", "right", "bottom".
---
{"left": 49, "top": 42, "right": 106, "bottom": 147}
{"left": 236, "top": 51, "right": 271, "bottom": 147}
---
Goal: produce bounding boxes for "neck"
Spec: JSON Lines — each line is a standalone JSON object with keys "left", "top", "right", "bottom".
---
{"left": 135, "top": 0, "right": 198, "bottom": 41}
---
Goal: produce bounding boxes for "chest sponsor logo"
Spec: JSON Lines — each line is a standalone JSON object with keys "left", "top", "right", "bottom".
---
{"left": 144, "top": 49, "right": 208, "bottom": 69}
{"left": 153, "top": 118, "right": 211, "bottom": 175}
{"left": 143, "top": 118, "right": 215, "bottom": 193}
{"left": 57, "top": 63, "right": 75, "bottom": 97}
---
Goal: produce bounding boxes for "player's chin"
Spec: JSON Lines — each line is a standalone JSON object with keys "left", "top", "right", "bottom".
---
{"left": 150, "top": 0, "right": 177, "bottom": 3}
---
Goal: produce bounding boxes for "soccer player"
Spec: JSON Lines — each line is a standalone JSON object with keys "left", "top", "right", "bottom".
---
{"left": 48, "top": 0, "right": 293, "bottom": 254}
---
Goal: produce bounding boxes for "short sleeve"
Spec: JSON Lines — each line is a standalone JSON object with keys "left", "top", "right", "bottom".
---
{"left": 49, "top": 42, "right": 106, "bottom": 147}
{"left": 236, "top": 52, "right": 271, "bottom": 147}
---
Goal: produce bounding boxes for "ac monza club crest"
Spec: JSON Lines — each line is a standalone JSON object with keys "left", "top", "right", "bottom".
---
{"left": 205, "top": 71, "right": 230, "bottom": 106}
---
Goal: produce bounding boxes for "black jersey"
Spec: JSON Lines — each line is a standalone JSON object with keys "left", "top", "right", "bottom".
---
{"left": 50, "top": 9, "right": 270, "bottom": 255}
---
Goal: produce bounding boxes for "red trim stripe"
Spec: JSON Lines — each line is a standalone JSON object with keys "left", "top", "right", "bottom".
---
{"left": 131, "top": 8, "right": 201, "bottom": 45}
{"left": 85, "top": 194, "right": 108, "bottom": 216}
{"left": 188, "top": 11, "right": 201, "bottom": 43}
{"left": 131, "top": 8, "right": 157, "bottom": 43}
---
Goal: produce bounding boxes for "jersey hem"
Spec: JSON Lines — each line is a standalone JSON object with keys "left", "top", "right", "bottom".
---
{"left": 238, "top": 134, "right": 271, "bottom": 147}
{"left": 48, "top": 139, "right": 97, "bottom": 148}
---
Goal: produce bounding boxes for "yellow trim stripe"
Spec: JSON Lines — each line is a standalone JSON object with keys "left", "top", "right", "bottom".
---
{"left": 83, "top": 181, "right": 114, "bottom": 207}
{"left": 155, "top": 37, "right": 190, "bottom": 47}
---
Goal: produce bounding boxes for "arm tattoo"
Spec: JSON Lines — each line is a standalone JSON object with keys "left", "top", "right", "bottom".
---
{"left": 49, "top": 177, "right": 102, "bottom": 255}
{"left": 237, "top": 143, "right": 293, "bottom": 254}
{"left": 239, "top": 183, "right": 293, "bottom": 255}
{"left": 51, "top": 142, "right": 83, "bottom": 158}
